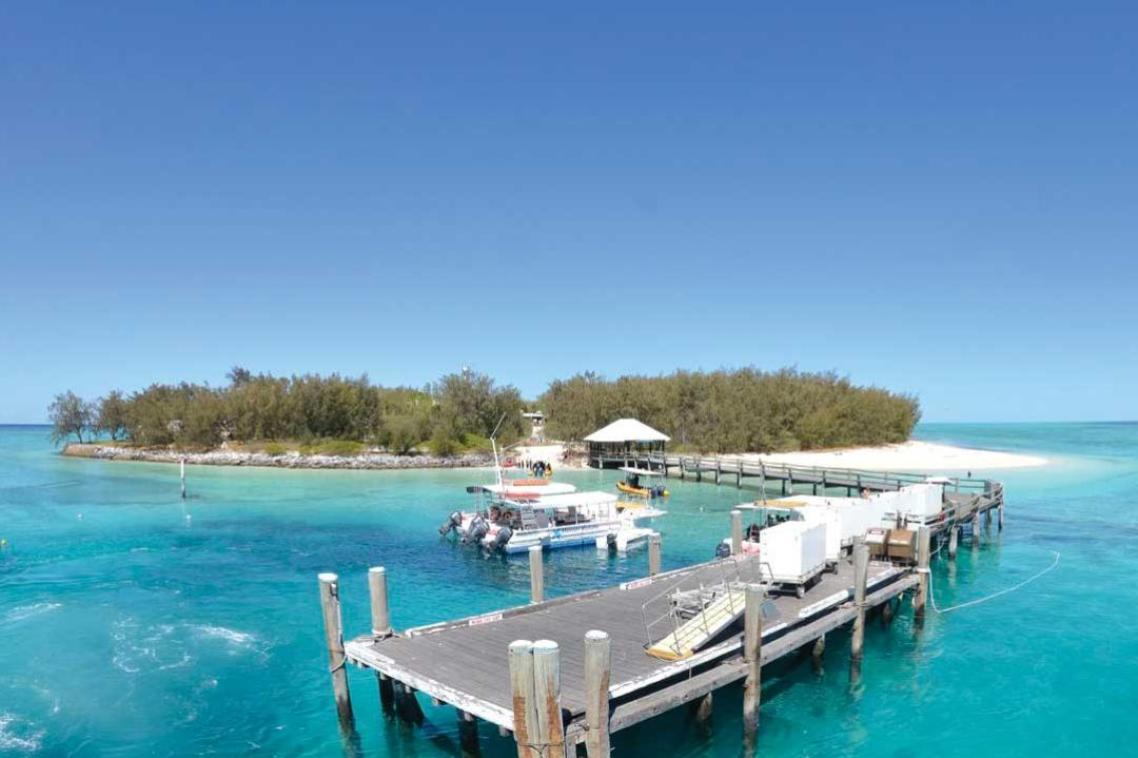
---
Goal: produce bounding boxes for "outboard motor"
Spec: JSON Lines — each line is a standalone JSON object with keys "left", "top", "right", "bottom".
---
{"left": 439, "top": 511, "right": 462, "bottom": 536}
{"left": 714, "top": 542, "right": 731, "bottom": 559}
{"left": 605, "top": 532, "right": 618, "bottom": 552}
{"left": 464, "top": 514, "right": 489, "bottom": 545}
{"left": 492, "top": 525, "right": 513, "bottom": 551}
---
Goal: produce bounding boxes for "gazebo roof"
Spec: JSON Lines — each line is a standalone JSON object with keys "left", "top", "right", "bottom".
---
{"left": 584, "top": 418, "right": 671, "bottom": 444}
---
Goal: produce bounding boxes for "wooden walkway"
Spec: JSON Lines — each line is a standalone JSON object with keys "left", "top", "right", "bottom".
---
{"left": 343, "top": 554, "right": 915, "bottom": 741}
{"left": 600, "top": 453, "right": 1005, "bottom": 538}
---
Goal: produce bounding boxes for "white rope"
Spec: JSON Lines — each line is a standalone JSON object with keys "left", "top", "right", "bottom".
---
{"left": 930, "top": 550, "right": 1061, "bottom": 614}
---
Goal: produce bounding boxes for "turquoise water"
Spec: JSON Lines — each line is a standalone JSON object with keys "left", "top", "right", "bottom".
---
{"left": 1, "top": 424, "right": 1136, "bottom": 755}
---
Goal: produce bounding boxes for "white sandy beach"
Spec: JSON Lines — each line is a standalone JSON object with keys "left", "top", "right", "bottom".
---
{"left": 725, "top": 440, "right": 1046, "bottom": 471}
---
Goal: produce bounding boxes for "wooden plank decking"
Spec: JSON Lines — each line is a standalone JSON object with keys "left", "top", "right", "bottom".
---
{"left": 344, "top": 554, "right": 914, "bottom": 736}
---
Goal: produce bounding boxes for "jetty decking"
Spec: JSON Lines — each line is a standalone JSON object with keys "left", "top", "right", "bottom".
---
{"left": 344, "top": 555, "right": 912, "bottom": 738}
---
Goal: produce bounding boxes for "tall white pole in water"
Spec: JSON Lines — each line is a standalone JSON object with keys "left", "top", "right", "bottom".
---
{"left": 180, "top": 458, "right": 186, "bottom": 499}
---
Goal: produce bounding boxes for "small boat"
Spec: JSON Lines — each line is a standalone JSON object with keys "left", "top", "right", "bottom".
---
{"left": 440, "top": 490, "right": 664, "bottom": 554}
{"left": 616, "top": 466, "right": 669, "bottom": 498}
{"left": 439, "top": 422, "right": 664, "bottom": 554}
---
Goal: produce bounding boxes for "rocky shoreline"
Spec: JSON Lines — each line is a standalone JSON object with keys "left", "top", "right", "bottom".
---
{"left": 62, "top": 443, "right": 494, "bottom": 470}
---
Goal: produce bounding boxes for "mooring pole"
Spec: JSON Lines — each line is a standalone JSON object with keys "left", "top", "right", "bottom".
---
{"left": 730, "top": 509, "right": 744, "bottom": 556}
{"left": 648, "top": 534, "right": 661, "bottom": 577}
{"left": 948, "top": 524, "right": 959, "bottom": 560}
{"left": 998, "top": 500, "right": 1005, "bottom": 531}
{"left": 584, "top": 631, "right": 611, "bottom": 758}
{"left": 508, "top": 640, "right": 539, "bottom": 758}
{"left": 317, "top": 572, "right": 354, "bottom": 728}
{"left": 850, "top": 539, "right": 869, "bottom": 683}
{"left": 180, "top": 457, "right": 186, "bottom": 499}
{"left": 914, "top": 526, "right": 931, "bottom": 624}
{"left": 742, "top": 584, "right": 763, "bottom": 748}
{"left": 811, "top": 633, "right": 826, "bottom": 674}
{"left": 529, "top": 545, "right": 544, "bottom": 604}
{"left": 532, "top": 640, "right": 566, "bottom": 758}
{"left": 971, "top": 512, "right": 981, "bottom": 550}
{"left": 367, "top": 566, "right": 395, "bottom": 713}
{"left": 368, "top": 566, "right": 392, "bottom": 637}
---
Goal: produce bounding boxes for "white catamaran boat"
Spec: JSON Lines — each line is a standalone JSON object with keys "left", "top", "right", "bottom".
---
{"left": 438, "top": 428, "right": 665, "bottom": 554}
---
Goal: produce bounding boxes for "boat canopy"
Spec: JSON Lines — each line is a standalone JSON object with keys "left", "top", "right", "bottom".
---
{"left": 502, "top": 491, "right": 619, "bottom": 509}
{"left": 468, "top": 482, "right": 578, "bottom": 496}
{"left": 619, "top": 466, "right": 665, "bottom": 477}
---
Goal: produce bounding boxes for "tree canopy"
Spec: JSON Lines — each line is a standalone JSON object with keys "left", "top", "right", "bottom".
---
{"left": 539, "top": 368, "right": 919, "bottom": 452}
{"left": 53, "top": 366, "right": 919, "bottom": 454}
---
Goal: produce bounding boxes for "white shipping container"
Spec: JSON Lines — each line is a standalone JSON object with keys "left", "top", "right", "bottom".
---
{"left": 759, "top": 521, "right": 827, "bottom": 582}
{"left": 795, "top": 505, "right": 842, "bottom": 562}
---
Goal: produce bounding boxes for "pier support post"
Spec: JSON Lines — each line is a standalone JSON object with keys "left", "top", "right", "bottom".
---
{"left": 948, "top": 525, "right": 959, "bottom": 560}
{"left": 368, "top": 567, "right": 392, "bottom": 638}
{"left": 758, "top": 463, "right": 766, "bottom": 499}
{"left": 914, "top": 527, "right": 930, "bottom": 624}
{"left": 730, "top": 510, "right": 744, "bottom": 556}
{"left": 529, "top": 546, "right": 544, "bottom": 604}
{"left": 393, "top": 681, "right": 424, "bottom": 726}
{"left": 998, "top": 501, "right": 1005, "bottom": 531}
{"left": 457, "top": 711, "right": 480, "bottom": 757}
{"left": 971, "top": 513, "right": 981, "bottom": 550}
{"left": 317, "top": 572, "right": 354, "bottom": 729}
{"left": 781, "top": 478, "right": 788, "bottom": 496}
{"left": 742, "top": 584, "right": 763, "bottom": 748}
{"left": 691, "top": 691, "right": 713, "bottom": 728}
{"left": 508, "top": 640, "right": 539, "bottom": 758}
{"left": 583, "top": 631, "right": 611, "bottom": 758}
{"left": 882, "top": 597, "right": 895, "bottom": 626}
{"left": 850, "top": 539, "right": 869, "bottom": 683}
{"left": 696, "top": 458, "right": 702, "bottom": 482}
{"left": 180, "top": 457, "right": 187, "bottom": 499}
{"left": 737, "top": 459, "right": 743, "bottom": 488}
{"left": 648, "top": 534, "right": 661, "bottom": 577}
{"left": 367, "top": 566, "right": 395, "bottom": 713}
{"left": 532, "top": 640, "right": 566, "bottom": 758}
{"left": 811, "top": 634, "right": 826, "bottom": 674}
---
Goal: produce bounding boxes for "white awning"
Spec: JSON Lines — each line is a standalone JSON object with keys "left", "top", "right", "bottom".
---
{"left": 584, "top": 418, "right": 670, "bottom": 443}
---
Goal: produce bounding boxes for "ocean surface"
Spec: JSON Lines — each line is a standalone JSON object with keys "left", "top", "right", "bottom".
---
{"left": 1, "top": 423, "right": 1136, "bottom": 756}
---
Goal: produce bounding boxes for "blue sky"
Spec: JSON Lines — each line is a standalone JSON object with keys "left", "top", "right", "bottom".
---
{"left": 3, "top": 1, "right": 1136, "bottom": 423}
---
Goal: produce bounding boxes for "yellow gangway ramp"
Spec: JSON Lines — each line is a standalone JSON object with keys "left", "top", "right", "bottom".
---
{"left": 646, "top": 588, "right": 747, "bottom": 661}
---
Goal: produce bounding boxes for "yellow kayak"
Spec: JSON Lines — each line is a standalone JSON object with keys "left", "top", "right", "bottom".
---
{"left": 617, "top": 481, "right": 669, "bottom": 498}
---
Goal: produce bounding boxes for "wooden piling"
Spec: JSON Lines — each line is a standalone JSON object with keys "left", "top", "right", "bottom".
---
{"left": 648, "top": 534, "right": 661, "bottom": 577}
{"left": 317, "top": 572, "right": 354, "bottom": 728}
{"left": 692, "top": 692, "right": 713, "bottom": 727}
{"left": 180, "top": 457, "right": 186, "bottom": 499}
{"left": 508, "top": 640, "right": 539, "bottom": 758}
{"left": 367, "top": 566, "right": 395, "bottom": 713}
{"left": 948, "top": 524, "right": 959, "bottom": 560}
{"left": 529, "top": 546, "right": 544, "bottom": 604}
{"left": 368, "top": 566, "right": 392, "bottom": 637}
{"left": 532, "top": 640, "right": 566, "bottom": 758}
{"left": 850, "top": 539, "right": 869, "bottom": 680}
{"left": 811, "top": 633, "right": 826, "bottom": 674}
{"left": 742, "top": 584, "right": 763, "bottom": 745}
{"left": 998, "top": 502, "right": 1005, "bottom": 531}
{"left": 583, "top": 631, "right": 611, "bottom": 758}
{"left": 730, "top": 510, "right": 743, "bottom": 556}
{"left": 457, "top": 710, "right": 480, "bottom": 756}
{"left": 914, "top": 526, "right": 930, "bottom": 623}
{"left": 971, "top": 513, "right": 981, "bottom": 550}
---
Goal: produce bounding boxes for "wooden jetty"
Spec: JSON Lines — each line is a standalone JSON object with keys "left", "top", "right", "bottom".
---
{"left": 618, "top": 453, "right": 1004, "bottom": 541}
{"left": 314, "top": 463, "right": 1007, "bottom": 755}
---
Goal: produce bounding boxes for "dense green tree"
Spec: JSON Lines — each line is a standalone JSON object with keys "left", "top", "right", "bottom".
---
{"left": 49, "top": 391, "right": 94, "bottom": 445}
{"left": 95, "top": 390, "right": 129, "bottom": 441}
{"left": 539, "top": 368, "right": 919, "bottom": 452}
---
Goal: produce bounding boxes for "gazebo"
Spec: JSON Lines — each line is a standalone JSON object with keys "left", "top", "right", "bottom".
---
{"left": 584, "top": 418, "right": 670, "bottom": 469}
